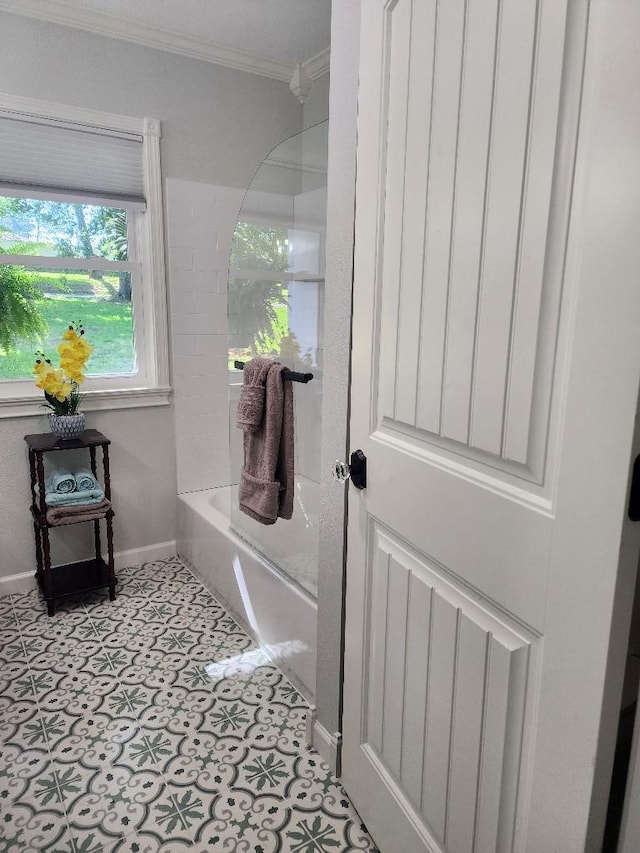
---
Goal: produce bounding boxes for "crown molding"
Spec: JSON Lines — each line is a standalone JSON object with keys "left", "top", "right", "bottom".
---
{"left": 303, "top": 48, "right": 331, "bottom": 81}
{"left": 0, "top": 0, "right": 300, "bottom": 82}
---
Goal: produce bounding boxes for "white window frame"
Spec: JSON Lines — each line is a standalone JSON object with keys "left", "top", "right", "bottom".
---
{"left": 0, "top": 94, "right": 171, "bottom": 417}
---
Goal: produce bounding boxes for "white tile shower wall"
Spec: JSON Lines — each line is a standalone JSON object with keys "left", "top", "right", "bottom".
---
{"left": 290, "top": 186, "right": 327, "bottom": 485}
{"left": 166, "top": 179, "right": 245, "bottom": 494}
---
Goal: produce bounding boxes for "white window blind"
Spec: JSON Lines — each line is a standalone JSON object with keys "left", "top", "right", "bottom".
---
{"left": 0, "top": 112, "right": 145, "bottom": 202}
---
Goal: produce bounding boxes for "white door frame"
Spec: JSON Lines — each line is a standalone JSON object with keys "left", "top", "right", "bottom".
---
{"left": 312, "top": 0, "right": 362, "bottom": 772}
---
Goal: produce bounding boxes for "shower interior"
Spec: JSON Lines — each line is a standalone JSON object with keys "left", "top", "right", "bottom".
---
{"left": 228, "top": 120, "right": 328, "bottom": 598}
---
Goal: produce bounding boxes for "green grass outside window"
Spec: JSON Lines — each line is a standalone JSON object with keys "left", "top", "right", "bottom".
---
{"left": 0, "top": 295, "right": 134, "bottom": 379}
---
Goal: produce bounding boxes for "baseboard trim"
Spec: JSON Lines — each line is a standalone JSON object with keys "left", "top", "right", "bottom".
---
{"left": 0, "top": 540, "right": 177, "bottom": 597}
{"left": 306, "top": 706, "right": 343, "bottom": 775}
{"left": 114, "top": 541, "right": 177, "bottom": 571}
{"left": 0, "top": 570, "right": 36, "bottom": 596}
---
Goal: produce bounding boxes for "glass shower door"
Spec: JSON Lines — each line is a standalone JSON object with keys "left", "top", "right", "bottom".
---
{"left": 227, "top": 121, "right": 328, "bottom": 598}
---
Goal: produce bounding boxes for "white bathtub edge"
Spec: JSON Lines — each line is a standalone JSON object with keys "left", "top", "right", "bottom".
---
{"left": 177, "top": 490, "right": 317, "bottom": 703}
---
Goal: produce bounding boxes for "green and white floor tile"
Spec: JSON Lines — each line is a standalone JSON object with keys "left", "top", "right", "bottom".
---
{"left": 0, "top": 558, "right": 378, "bottom": 852}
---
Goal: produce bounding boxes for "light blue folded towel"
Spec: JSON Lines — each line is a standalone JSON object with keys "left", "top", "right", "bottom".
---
{"left": 46, "top": 469, "right": 76, "bottom": 495}
{"left": 45, "top": 487, "right": 105, "bottom": 507}
{"left": 74, "top": 468, "right": 98, "bottom": 492}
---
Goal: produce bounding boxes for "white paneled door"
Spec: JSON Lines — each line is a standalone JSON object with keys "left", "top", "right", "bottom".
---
{"left": 341, "top": 2, "right": 640, "bottom": 852}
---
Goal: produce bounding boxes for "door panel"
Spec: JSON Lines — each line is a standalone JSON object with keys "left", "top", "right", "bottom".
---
{"left": 342, "top": 0, "right": 640, "bottom": 851}
{"left": 377, "top": 0, "right": 566, "bottom": 479}
{"left": 363, "top": 525, "right": 532, "bottom": 852}
{"left": 369, "top": 440, "right": 552, "bottom": 629}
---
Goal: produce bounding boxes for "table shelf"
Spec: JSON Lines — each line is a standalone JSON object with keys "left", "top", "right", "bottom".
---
{"left": 34, "top": 557, "right": 113, "bottom": 601}
{"left": 24, "top": 429, "right": 116, "bottom": 616}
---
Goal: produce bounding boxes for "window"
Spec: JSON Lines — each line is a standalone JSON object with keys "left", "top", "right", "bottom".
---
{"left": 0, "top": 94, "right": 169, "bottom": 416}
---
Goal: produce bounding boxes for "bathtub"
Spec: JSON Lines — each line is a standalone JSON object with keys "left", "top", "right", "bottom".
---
{"left": 177, "top": 484, "right": 318, "bottom": 701}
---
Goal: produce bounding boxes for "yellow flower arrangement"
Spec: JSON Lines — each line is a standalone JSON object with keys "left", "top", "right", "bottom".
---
{"left": 33, "top": 322, "right": 93, "bottom": 415}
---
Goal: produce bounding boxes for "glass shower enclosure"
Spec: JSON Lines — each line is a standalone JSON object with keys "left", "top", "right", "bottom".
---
{"left": 227, "top": 120, "right": 328, "bottom": 598}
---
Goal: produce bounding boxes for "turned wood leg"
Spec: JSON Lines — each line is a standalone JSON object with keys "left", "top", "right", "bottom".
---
{"left": 106, "top": 513, "right": 116, "bottom": 601}
{"left": 33, "top": 522, "right": 43, "bottom": 583}
{"left": 93, "top": 518, "right": 102, "bottom": 564}
{"left": 41, "top": 526, "right": 54, "bottom": 617}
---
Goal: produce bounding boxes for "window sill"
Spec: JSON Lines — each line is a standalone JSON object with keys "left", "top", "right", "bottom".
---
{"left": 0, "top": 387, "right": 172, "bottom": 419}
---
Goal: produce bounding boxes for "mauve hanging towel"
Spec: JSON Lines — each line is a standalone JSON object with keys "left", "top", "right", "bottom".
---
{"left": 238, "top": 358, "right": 294, "bottom": 524}
{"left": 236, "top": 356, "right": 272, "bottom": 431}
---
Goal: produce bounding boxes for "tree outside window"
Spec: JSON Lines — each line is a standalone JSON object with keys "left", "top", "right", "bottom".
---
{"left": 228, "top": 221, "right": 289, "bottom": 363}
{"left": 0, "top": 196, "right": 137, "bottom": 380}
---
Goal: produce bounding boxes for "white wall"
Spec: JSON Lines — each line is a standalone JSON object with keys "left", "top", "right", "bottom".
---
{"left": 0, "top": 12, "right": 302, "bottom": 187}
{"left": 163, "top": 87, "right": 330, "bottom": 499}
{"left": 0, "top": 408, "right": 176, "bottom": 579}
{"left": 166, "top": 179, "right": 244, "bottom": 493}
{"left": 0, "top": 13, "right": 302, "bottom": 580}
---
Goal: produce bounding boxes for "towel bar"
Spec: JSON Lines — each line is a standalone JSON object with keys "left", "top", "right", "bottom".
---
{"left": 234, "top": 360, "right": 314, "bottom": 384}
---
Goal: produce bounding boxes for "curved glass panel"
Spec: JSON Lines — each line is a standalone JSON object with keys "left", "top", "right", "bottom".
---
{"left": 228, "top": 121, "right": 328, "bottom": 598}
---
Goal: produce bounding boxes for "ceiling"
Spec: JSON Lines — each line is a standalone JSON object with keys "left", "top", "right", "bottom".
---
{"left": 0, "top": 0, "right": 332, "bottom": 81}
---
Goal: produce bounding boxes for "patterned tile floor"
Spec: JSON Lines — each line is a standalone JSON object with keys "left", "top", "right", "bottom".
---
{"left": 0, "top": 558, "right": 377, "bottom": 852}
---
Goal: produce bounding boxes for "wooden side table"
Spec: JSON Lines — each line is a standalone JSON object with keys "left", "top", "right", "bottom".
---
{"left": 24, "top": 429, "right": 116, "bottom": 616}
